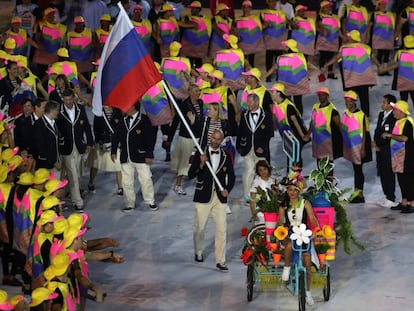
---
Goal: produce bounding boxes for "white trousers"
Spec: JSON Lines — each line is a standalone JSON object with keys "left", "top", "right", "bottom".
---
{"left": 242, "top": 149, "right": 266, "bottom": 197}
{"left": 62, "top": 149, "right": 83, "bottom": 206}
{"left": 121, "top": 161, "right": 155, "bottom": 208}
{"left": 194, "top": 192, "right": 227, "bottom": 264}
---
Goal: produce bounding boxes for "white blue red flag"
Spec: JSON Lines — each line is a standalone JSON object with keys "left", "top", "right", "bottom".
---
{"left": 92, "top": 4, "right": 162, "bottom": 116}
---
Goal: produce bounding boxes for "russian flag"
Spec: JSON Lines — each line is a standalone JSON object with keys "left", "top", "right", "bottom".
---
{"left": 92, "top": 4, "right": 162, "bottom": 116}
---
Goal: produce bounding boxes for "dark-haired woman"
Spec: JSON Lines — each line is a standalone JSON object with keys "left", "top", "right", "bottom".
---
{"left": 276, "top": 173, "right": 319, "bottom": 306}
{"left": 49, "top": 74, "right": 71, "bottom": 104}
{"left": 0, "top": 61, "right": 21, "bottom": 109}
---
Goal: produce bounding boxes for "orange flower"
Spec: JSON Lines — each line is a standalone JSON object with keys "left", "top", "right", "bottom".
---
{"left": 322, "top": 225, "right": 333, "bottom": 237}
{"left": 274, "top": 226, "right": 288, "bottom": 241}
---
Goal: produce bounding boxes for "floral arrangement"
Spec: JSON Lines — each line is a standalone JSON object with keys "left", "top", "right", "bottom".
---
{"left": 249, "top": 229, "right": 269, "bottom": 263}
{"left": 267, "top": 227, "right": 288, "bottom": 264}
{"left": 286, "top": 170, "right": 306, "bottom": 191}
{"left": 302, "top": 156, "right": 365, "bottom": 255}
{"left": 313, "top": 225, "right": 334, "bottom": 254}
{"left": 279, "top": 166, "right": 307, "bottom": 191}
{"left": 253, "top": 186, "right": 283, "bottom": 213}
{"left": 268, "top": 235, "right": 280, "bottom": 252}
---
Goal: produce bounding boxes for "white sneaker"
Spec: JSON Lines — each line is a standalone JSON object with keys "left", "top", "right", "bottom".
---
{"left": 377, "top": 198, "right": 398, "bottom": 208}
{"left": 306, "top": 291, "right": 314, "bottom": 306}
{"left": 282, "top": 266, "right": 291, "bottom": 281}
{"left": 174, "top": 185, "right": 186, "bottom": 195}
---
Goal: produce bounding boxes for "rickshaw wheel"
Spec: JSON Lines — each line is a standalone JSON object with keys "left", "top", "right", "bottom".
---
{"left": 298, "top": 270, "right": 306, "bottom": 311}
{"left": 247, "top": 263, "right": 254, "bottom": 301}
{"left": 323, "top": 267, "right": 331, "bottom": 301}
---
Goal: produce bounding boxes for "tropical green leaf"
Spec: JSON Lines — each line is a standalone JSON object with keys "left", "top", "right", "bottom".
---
{"left": 317, "top": 156, "right": 329, "bottom": 170}
{"left": 315, "top": 174, "right": 325, "bottom": 190}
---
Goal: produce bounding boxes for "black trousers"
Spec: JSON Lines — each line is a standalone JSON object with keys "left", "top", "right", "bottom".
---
{"left": 397, "top": 172, "right": 414, "bottom": 201}
{"left": 293, "top": 95, "right": 303, "bottom": 116}
{"left": 400, "top": 91, "right": 414, "bottom": 106}
{"left": 152, "top": 124, "right": 171, "bottom": 152}
{"left": 1, "top": 244, "right": 26, "bottom": 277}
{"left": 247, "top": 54, "right": 255, "bottom": 68}
{"left": 265, "top": 50, "right": 283, "bottom": 81}
{"left": 376, "top": 151, "right": 396, "bottom": 201}
{"left": 352, "top": 163, "right": 364, "bottom": 191}
{"left": 319, "top": 50, "right": 335, "bottom": 72}
{"left": 189, "top": 57, "right": 202, "bottom": 69}
{"left": 376, "top": 49, "right": 390, "bottom": 64}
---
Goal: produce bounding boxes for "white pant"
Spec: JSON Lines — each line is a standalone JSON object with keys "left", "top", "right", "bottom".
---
{"left": 121, "top": 161, "right": 155, "bottom": 208}
{"left": 62, "top": 149, "right": 83, "bottom": 206}
{"left": 242, "top": 149, "right": 266, "bottom": 197}
{"left": 194, "top": 192, "right": 227, "bottom": 264}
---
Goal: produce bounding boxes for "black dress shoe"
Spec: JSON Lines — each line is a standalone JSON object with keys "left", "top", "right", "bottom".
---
{"left": 349, "top": 196, "right": 365, "bottom": 203}
{"left": 401, "top": 205, "right": 414, "bottom": 214}
{"left": 194, "top": 254, "right": 204, "bottom": 262}
{"left": 391, "top": 203, "right": 403, "bottom": 210}
{"left": 216, "top": 263, "right": 229, "bottom": 272}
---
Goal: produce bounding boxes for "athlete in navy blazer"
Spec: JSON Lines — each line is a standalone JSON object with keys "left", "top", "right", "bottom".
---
{"left": 236, "top": 93, "right": 274, "bottom": 199}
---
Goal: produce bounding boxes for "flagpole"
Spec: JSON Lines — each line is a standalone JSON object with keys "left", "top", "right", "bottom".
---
{"left": 161, "top": 80, "right": 224, "bottom": 191}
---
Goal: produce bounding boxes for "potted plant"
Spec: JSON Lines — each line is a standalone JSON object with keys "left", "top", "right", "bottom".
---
{"left": 268, "top": 235, "right": 279, "bottom": 252}
{"left": 271, "top": 249, "right": 283, "bottom": 268}
{"left": 254, "top": 186, "right": 283, "bottom": 213}
{"left": 314, "top": 242, "right": 330, "bottom": 267}
{"left": 314, "top": 242, "right": 330, "bottom": 255}
{"left": 254, "top": 186, "right": 283, "bottom": 242}
{"left": 266, "top": 235, "right": 283, "bottom": 267}
{"left": 303, "top": 156, "right": 365, "bottom": 255}
{"left": 305, "top": 156, "right": 338, "bottom": 206}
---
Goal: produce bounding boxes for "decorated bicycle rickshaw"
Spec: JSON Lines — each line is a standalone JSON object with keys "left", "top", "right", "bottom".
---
{"left": 241, "top": 153, "right": 363, "bottom": 310}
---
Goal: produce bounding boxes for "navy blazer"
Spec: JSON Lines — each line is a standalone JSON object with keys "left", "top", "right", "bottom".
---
{"left": 236, "top": 109, "right": 274, "bottom": 162}
{"left": 14, "top": 115, "right": 32, "bottom": 155}
{"left": 374, "top": 110, "right": 396, "bottom": 152}
{"left": 167, "top": 97, "right": 203, "bottom": 142}
{"left": 56, "top": 104, "right": 94, "bottom": 155}
{"left": 33, "top": 116, "right": 60, "bottom": 169}
{"left": 188, "top": 148, "right": 235, "bottom": 204}
{"left": 111, "top": 112, "right": 154, "bottom": 163}
{"left": 93, "top": 108, "right": 123, "bottom": 145}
